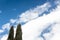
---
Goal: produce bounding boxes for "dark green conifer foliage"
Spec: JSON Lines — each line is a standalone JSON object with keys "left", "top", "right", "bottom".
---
{"left": 7, "top": 26, "right": 14, "bottom": 40}
{"left": 15, "top": 24, "right": 22, "bottom": 40}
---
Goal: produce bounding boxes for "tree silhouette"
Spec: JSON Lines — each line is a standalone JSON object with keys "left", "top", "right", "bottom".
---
{"left": 14, "top": 24, "right": 22, "bottom": 40}
{"left": 7, "top": 26, "right": 14, "bottom": 40}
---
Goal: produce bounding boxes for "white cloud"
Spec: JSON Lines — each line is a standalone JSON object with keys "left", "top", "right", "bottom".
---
{"left": 54, "top": 0, "right": 60, "bottom": 5}
{"left": 21, "top": 4, "right": 60, "bottom": 40}
{"left": 0, "top": 30, "right": 4, "bottom": 33}
{"left": 43, "top": 23, "right": 60, "bottom": 40}
{"left": 14, "top": 27, "right": 16, "bottom": 38}
{"left": 0, "top": 34, "right": 8, "bottom": 40}
{"left": 10, "top": 19, "right": 17, "bottom": 24}
{"left": 2, "top": 23, "right": 11, "bottom": 30}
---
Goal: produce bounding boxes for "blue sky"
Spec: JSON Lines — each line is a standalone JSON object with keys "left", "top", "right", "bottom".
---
{"left": 0, "top": 0, "right": 48, "bottom": 28}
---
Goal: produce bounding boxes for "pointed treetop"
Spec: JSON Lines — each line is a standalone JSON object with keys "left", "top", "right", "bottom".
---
{"left": 7, "top": 26, "right": 14, "bottom": 40}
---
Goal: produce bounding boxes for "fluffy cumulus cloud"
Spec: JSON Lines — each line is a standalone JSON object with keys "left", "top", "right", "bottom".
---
{"left": 22, "top": 4, "right": 60, "bottom": 40}
{"left": 10, "top": 19, "right": 17, "bottom": 24}
{"left": 2, "top": 23, "right": 11, "bottom": 30}
{"left": 0, "top": 23, "right": 11, "bottom": 34}
{"left": 0, "top": 34, "right": 8, "bottom": 40}
{"left": 0, "top": 0, "right": 60, "bottom": 40}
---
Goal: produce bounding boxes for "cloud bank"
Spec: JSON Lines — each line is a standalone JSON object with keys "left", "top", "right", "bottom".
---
{"left": 22, "top": 4, "right": 60, "bottom": 40}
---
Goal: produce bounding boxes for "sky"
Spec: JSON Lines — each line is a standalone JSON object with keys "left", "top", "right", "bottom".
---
{"left": 0, "top": 0, "right": 60, "bottom": 40}
{"left": 0, "top": 0, "right": 47, "bottom": 27}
